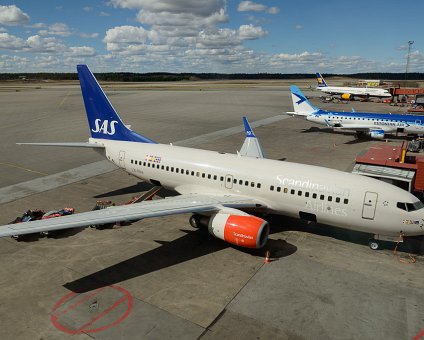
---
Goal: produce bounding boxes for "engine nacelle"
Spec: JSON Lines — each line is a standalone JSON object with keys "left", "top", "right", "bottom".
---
{"left": 368, "top": 129, "right": 385, "bottom": 139}
{"left": 341, "top": 93, "right": 352, "bottom": 100}
{"left": 208, "top": 213, "right": 269, "bottom": 249}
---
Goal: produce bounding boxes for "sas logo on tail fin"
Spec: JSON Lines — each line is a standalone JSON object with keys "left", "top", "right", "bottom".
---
{"left": 91, "top": 119, "right": 118, "bottom": 135}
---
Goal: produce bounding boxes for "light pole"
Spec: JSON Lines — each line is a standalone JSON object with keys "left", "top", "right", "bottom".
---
{"left": 405, "top": 40, "right": 414, "bottom": 82}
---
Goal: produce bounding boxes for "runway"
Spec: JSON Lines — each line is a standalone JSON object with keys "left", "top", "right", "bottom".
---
{"left": 0, "top": 81, "right": 422, "bottom": 339}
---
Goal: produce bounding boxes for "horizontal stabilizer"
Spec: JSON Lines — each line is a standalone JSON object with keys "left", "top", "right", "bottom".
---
{"left": 17, "top": 142, "right": 105, "bottom": 148}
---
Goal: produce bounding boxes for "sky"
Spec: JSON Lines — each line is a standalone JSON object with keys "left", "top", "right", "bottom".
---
{"left": 0, "top": 0, "right": 423, "bottom": 73}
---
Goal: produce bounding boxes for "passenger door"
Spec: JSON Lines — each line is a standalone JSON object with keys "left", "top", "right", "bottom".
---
{"left": 118, "top": 150, "right": 126, "bottom": 168}
{"left": 362, "top": 191, "right": 378, "bottom": 220}
{"left": 225, "top": 174, "right": 233, "bottom": 189}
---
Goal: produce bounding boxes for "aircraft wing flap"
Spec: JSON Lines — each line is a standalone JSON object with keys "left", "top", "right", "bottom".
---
{"left": 0, "top": 194, "right": 264, "bottom": 237}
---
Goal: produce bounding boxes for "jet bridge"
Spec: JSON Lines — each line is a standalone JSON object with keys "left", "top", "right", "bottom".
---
{"left": 353, "top": 142, "right": 424, "bottom": 196}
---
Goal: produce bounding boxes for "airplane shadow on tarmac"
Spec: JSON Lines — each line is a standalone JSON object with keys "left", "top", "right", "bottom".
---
{"left": 64, "top": 225, "right": 297, "bottom": 293}
{"left": 63, "top": 184, "right": 422, "bottom": 293}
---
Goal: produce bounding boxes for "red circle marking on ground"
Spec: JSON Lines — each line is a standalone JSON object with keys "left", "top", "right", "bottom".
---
{"left": 51, "top": 285, "right": 133, "bottom": 334}
{"left": 414, "top": 330, "right": 424, "bottom": 340}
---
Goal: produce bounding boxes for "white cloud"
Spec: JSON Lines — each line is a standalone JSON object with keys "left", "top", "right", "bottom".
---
{"left": 0, "top": 27, "right": 7, "bottom": 33}
{"left": 295, "top": 24, "right": 303, "bottom": 30}
{"left": 39, "top": 23, "right": 71, "bottom": 37}
{"left": 111, "top": 0, "right": 225, "bottom": 17}
{"left": 237, "top": 1, "right": 279, "bottom": 14}
{"left": 0, "top": 5, "right": 30, "bottom": 26}
{"left": 80, "top": 32, "right": 99, "bottom": 39}
{"left": 83, "top": 6, "right": 93, "bottom": 12}
{"left": 0, "top": 32, "right": 26, "bottom": 50}
{"left": 238, "top": 24, "right": 266, "bottom": 40}
{"left": 26, "top": 35, "right": 66, "bottom": 53}
{"left": 26, "top": 22, "right": 46, "bottom": 29}
{"left": 67, "top": 46, "right": 96, "bottom": 57}
{"left": 99, "top": 11, "right": 110, "bottom": 17}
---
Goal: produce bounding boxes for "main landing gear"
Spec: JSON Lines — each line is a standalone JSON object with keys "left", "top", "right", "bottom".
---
{"left": 368, "top": 234, "right": 403, "bottom": 250}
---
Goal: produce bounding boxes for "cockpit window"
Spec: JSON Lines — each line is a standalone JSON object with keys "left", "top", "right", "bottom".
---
{"left": 397, "top": 201, "right": 424, "bottom": 212}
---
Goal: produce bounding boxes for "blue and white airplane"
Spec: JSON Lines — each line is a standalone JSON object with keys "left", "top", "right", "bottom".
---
{"left": 289, "top": 85, "right": 424, "bottom": 139}
{"left": 315, "top": 73, "right": 392, "bottom": 99}
{"left": 0, "top": 65, "right": 423, "bottom": 251}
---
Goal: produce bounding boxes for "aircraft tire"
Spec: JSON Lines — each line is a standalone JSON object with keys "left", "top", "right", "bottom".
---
{"left": 368, "top": 238, "right": 380, "bottom": 250}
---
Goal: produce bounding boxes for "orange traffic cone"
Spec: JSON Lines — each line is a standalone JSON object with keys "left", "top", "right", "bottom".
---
{"left": 264, "top": 250, "right": 271, "bottom": 264}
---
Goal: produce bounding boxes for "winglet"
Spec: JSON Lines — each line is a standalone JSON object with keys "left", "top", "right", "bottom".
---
{"left": 239, "top": 117, "right": 265, "bottom": 158}
{"left": 243, "top": 116, "right": 256, "bottom": 138}
{"left": 77, "top": 64, "right": 156, "bottom": 144}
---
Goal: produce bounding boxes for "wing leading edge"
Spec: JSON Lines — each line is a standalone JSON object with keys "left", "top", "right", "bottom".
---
{"left": 0, "top": 194, "right": 266, "bottom": 237}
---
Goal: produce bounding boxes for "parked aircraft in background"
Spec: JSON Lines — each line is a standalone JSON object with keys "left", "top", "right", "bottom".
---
{"left": 288, "top": 85, "right": 424, "bottom": 140}
{"left": 0, "top": 65, "right": 423, "bottom": 250}
{"left": 316, "top": 73, "right": 392, "bottom": 99}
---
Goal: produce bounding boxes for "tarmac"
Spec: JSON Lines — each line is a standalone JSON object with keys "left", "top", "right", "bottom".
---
{"left": 0, "top": 81, "right": 423, "bottom": 340}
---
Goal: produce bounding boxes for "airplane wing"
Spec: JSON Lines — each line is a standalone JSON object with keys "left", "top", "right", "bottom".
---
{"left": 17, "top": 143, "right": 105, "bottom": 148}
{"left": 0, "top": 194, "right": 266, "bottom": 237}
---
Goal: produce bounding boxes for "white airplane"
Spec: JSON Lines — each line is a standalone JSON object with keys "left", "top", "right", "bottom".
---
{"left": 316, "top": 73, "right": 392, "bottom": 99}
{"left": 288, "top": 85, "right": 424, "bottom": 139}
{"left": 0, "top": 65, "right": 423, "bottom": 251}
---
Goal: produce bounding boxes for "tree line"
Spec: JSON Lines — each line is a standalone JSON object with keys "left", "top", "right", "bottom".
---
{"left": 0, "top": 72, "right": 423, "bottom": 81}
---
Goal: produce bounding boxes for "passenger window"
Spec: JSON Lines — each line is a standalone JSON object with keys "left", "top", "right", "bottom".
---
{"left": 283, "top": 188, "right": 288, "bottom": 193}
{"left": 220, "top": 176, "right": 224, "bottom": 181}
{"left": 166, "top": 166, "right": 169, "bottom": 171}
{"left": 233, "top": 178, "right": 237, "bottom": 184}
{"left": 305, "top": 192, "right": 309, "bottom": 197}
{"left": 245, "top": 181, "right": 249, "bottom": 186}
{"left": 251, "top": 182, "right": 255, "bottom": 187}
{"left": 131, "top": 160, "right": 134, "bottom": 164}
{"left": 208, "top": 174, "right": 211, "bottom": 179}
{"left": 328, "top": 196, "right": 332, "bottom": 202}
{"left": 298, "top": 191, "right": 302, "bottom": 196}
{"left": 277, "top": 187, "right": 281, "bottom": 192}
{"left": 191, "top": 171, "right": 195, "bottom": 176}
{"left": 239, "top": 180, "right": 243, "bottom": 185}
{"left": 171, "top": 167, "right": 174, "bottom": 172}
{"left": 213, "top": 175, "right": 217, "bottom": 180}
{"left": 257, "top": 183, "right": 261, "bottom": 188}
{"left": 202, "top": 173, "right": 206, "bottom": 178}
{"left": 290, "top": 189, "right": 295, "bottom": 194}
{"left": 143, "top": 162, "right": 146, "bottom": 166}
{"left": 227, "top": 177, "right": 231, "bottom": 182}
{"left": 270, "top": 185, "right": 274, "bottom": 191}
{"left": 196, "top": 172, "right": 200, "bottom": 177}
{"left": 320, "top": 194, "right": 324, "bottom": 200}
{"left": 336, "top": 197, "right": 340, "bottom": 203}
{"left": 176, "top": 168, "right": 179, "bottom": 173}
{"left": 186, "top": 170, "right": 189, "bottom": 175}
{"left": 344, "top": 199, "right": 349, "bottom": 204}
{"left": 148, "top": 163, "right": 151, "bottom": 167}
{"left": 312, "top": 193, "right": 317, "bottom": 199}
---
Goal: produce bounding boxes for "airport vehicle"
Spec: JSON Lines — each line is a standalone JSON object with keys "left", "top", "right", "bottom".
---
{"left": 42, "top": 207, "right": 75, "bottom": 219}
{"left": 0, "top": 65, "right": 423, "bottom": 250}
{"left": 288, "top": 85, "right": 424, "bottom": 140}
{"left": 10, "top": 207, "right": 75, "bottom": 238}
{"left": 11, "top": 210, "right": 45, "bottom": 224}
{"left": 316, "top": 73, "right": 391, "bottom": 99}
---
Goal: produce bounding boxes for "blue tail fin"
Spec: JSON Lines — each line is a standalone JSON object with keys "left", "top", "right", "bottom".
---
{"left": 77, "top": 64, "right": 156, "bottom": 143}
{"left": 315, "top": 73, "right": 328, "bottom": 87}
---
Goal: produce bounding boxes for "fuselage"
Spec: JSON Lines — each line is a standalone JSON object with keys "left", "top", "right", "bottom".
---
{"left": 97, "top": 138, "right": 424, "bottom": 237}
{"left": 317, "top": 86, "right": 391, "bottom": 98}
{"left": 307, "top": 110, "right": 424, "bottom": 134}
